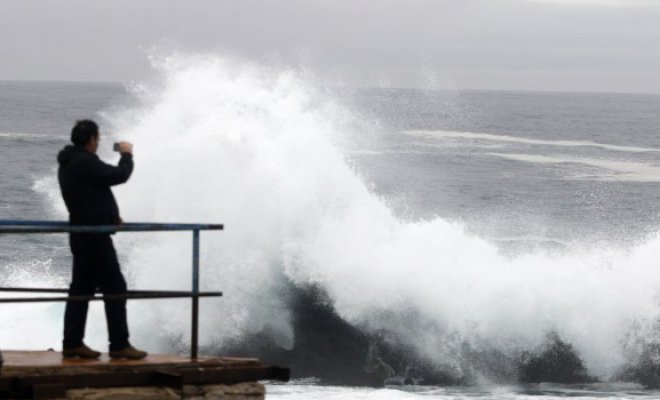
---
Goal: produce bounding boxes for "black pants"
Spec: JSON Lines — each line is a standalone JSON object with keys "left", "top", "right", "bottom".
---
{"left": 63, "top": 234, "right": 129, "bottom": 351}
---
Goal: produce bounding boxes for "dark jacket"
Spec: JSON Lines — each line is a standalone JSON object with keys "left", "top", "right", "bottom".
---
{"left": 57, "top": 145, "right": 134, "bottom": 225}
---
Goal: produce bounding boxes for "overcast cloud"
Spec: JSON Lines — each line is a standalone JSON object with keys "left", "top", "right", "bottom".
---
{"left": 0, "top": 0, "right": 658, "bottom": 93}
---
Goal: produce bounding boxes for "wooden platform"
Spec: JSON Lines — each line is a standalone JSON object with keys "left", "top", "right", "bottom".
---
{"left": 1, "top": 351, "right": 259, "bottom": 375}
{"left": 0, "top": 350, "right": 289, "bottom": 399}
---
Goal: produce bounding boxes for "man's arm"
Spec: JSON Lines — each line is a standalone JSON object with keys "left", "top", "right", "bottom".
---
{"left": 82, "top": 153, "right": 134, "bottom": 186}
{"left": 82, "top": 142, "right": 134, "bottom": 186}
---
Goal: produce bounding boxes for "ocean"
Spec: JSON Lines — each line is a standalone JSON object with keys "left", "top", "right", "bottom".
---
{"left": 2, "top": 56, "right": 660, "bottom": 399}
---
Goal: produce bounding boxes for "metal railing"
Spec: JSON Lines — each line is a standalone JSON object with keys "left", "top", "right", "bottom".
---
{"left": 0, "top": 220, "right": 224, "bottom": 363}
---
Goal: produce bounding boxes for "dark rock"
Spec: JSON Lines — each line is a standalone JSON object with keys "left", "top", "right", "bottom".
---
{"left": 518, "top": 333, "right": 596, "bottom": 384}
{"left": 219, "top": 284, "right": 599, "bottom": 387}
{"left": 617, "top": 343, "right": 660, "bottom": 389}
{"left": 222, "top": 284, "right": 388, "bottom": 387}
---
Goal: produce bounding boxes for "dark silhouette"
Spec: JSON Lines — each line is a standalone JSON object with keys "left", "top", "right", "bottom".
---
{"left": 57, "top": 120, "right": 146, "bottom": 360}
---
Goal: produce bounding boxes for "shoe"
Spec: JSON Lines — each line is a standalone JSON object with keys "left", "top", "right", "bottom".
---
{"left": 109, "top": 345, "right": 148, "bottom": 360}
{"left": 62, "top": 344, "right": 101, "bottom": 359}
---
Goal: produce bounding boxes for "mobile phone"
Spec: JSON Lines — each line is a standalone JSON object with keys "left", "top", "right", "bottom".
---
{"left": 113, "top": 142, "right": 121, "bottom": 152}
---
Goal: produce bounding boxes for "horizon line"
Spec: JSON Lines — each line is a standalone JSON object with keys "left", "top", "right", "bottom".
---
{"left": 1, "top": 78, "right": 659, "bottom": 97}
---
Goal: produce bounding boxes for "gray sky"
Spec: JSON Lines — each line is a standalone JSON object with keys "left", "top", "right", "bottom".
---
{"left": 1, "top": 0, "right": 659, "bottom": 93}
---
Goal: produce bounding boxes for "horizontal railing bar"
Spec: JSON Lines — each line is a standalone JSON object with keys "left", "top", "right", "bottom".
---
{"left": 0, "top": 287, "right": 69, "bottom": 293}
{"left": 0, "top": 220, "right": 223, "bottom": 234}
{"left": 0, "top": 287, "right": 210, "bottom": 295}
{"left": 0, "top": 220, "right": 72, "bottom": 226}
{"left": 0, "top": 220, "right": 224, "bottom": 228}
{"left": 0, "top": 292, "right": 223, "bottom": 303}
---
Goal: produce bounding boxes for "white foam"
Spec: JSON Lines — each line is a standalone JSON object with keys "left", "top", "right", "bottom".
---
{"left": 266, "top": 383, "right": 647, "bottom": 400}
{"left": 267, "top": 384, "right": 429, "bottom": 399}
{"left": 489, "top": 152, "right": 660, "bottom": 182}
{"left": 405, "top": 130, "right": 660, "bottom": 153}
{"left": 18, "top": 54, "right": 660, "bottom": 379}
{"left": 0, "top": 259, "right": 73, "bottom": 350}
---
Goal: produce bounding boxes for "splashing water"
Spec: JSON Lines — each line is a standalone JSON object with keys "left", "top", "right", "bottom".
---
{"left": 24, "top": 54, "right": 660, "bottom": 380}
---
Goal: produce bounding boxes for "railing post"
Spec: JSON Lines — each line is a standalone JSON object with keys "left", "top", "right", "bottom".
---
{"left": 191, "top": 229, "right": 200, "bottom": 359}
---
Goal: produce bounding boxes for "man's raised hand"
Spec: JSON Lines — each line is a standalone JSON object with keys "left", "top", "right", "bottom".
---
{"left": 118, "top": 142, "right": 133, "bottom": 155}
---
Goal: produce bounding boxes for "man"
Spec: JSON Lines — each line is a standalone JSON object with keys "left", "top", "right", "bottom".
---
{"left": 57, "top": 120, "right": 147, "bottom": 359}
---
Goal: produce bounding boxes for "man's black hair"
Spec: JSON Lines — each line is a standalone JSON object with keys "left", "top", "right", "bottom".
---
{"left": 71, "top": 120, "right": 99, "bottom": 146}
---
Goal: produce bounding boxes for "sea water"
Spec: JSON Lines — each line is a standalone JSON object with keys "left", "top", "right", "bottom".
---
{"left": 2, "top": 55, "right": 660, "bottom": 399}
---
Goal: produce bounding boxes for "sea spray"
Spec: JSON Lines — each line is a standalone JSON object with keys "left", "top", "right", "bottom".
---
{"left": 25, "top": 54, "right": 660, "bottom": 380}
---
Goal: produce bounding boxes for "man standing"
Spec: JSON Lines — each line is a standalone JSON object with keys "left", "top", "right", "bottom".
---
{"left": 57, "top": 120, "right": 146, "bottom": 359}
